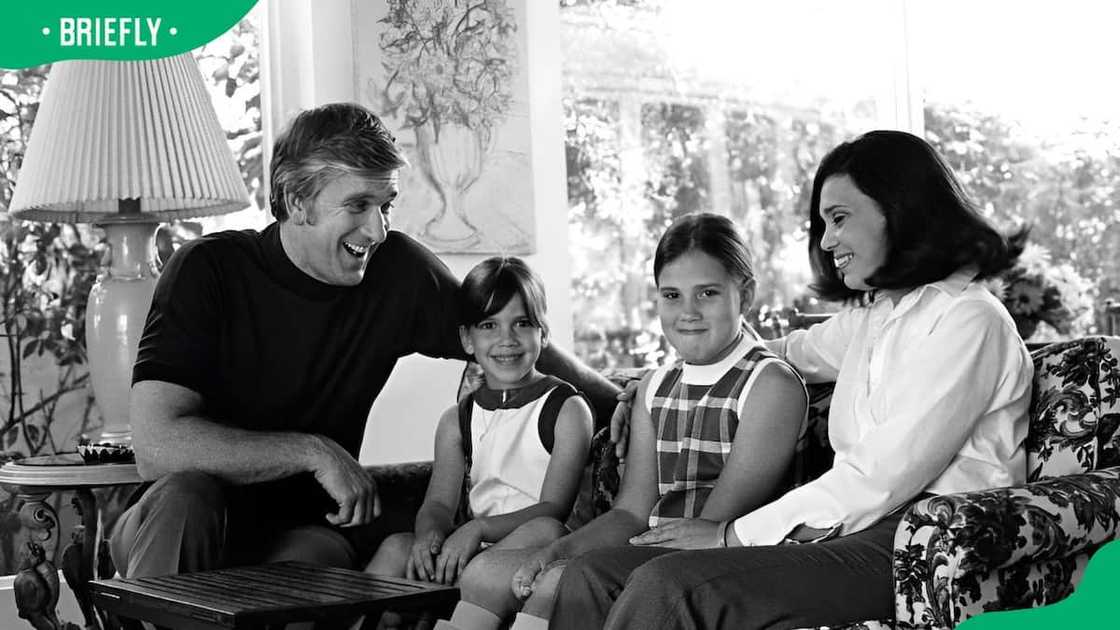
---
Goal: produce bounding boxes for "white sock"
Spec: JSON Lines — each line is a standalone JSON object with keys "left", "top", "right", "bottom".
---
{"left": 509, "top": 612, "right": 550, "bottom": 630}
{"left": 445, "top": 601, "right": 503, "bottom": 630}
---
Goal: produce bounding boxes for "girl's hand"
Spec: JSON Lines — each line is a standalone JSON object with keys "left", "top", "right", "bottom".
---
{"left": 629, "top": 518, "right": 722, "bottom": 549}
{"left": 434, "top": 521, "right": 484, "bottom": 584}
{"left": 609, "top": 381, "right": 639, "bottom": 459}
{"left": 406, "top": 530, "right": 444, "bottom": 581}
{"left": 511, "top": 546, "right": 563, "bottom": 600}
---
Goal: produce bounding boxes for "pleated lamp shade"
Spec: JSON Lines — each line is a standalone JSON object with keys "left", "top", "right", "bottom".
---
{"left": 8, "top": 53, "right": 249, "bottom": 222}
{"left": 7, "top": 54, "right": 250, "bottom": 447}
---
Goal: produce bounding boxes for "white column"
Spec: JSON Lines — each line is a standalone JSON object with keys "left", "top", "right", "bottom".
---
{"left": 876, "top": 0, "right": 923, "bottom": 134}
{"left": 260, "top": 0, "right": 357, "bottom": 190}
{"left": 705, "top": 105, "right": 731, "bottom": 214}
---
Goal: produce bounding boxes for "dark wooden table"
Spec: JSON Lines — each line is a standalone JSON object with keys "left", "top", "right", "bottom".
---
{"left": 89, "top": 561, "right": 459, "bottom": 629}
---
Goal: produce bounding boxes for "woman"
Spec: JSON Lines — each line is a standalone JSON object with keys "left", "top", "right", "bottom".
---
{"left": 546, "top": 130, "right": 1034, "bottom": 629}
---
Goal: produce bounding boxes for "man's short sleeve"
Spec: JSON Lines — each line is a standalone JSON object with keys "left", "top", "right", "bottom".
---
{"left": 398, "top": 235, "right": 469, "bottom": 361}
{"left": 132, "top": 239, "right": 222, "bottom": 393}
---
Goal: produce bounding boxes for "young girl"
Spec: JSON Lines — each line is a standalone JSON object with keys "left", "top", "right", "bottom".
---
{"left": 553, "top": 130, "right": 1034, "bottom": 630}
{"left": 365, "top": 257, "right": 594, "bottom": 613}
{"left": 439, "top": 214, "right": 807, "bottom": 630}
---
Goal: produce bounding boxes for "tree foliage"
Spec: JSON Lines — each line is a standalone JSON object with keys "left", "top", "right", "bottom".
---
{"left": 925, "top": 103, "right": 1120, "bottom": 316}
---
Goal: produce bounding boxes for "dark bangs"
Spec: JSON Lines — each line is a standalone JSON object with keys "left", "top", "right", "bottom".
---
{"left": 459, "top": 257, "right": 549, "bottom": 337}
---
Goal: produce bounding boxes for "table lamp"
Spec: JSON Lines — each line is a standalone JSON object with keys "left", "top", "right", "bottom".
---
{"left": 7, "top": 53, "right": 249, "bottom": 445}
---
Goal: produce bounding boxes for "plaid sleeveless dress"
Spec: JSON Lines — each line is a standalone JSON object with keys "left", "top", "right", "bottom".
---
{"left": 648, "top": 344, "right": 780, "bottom": 526}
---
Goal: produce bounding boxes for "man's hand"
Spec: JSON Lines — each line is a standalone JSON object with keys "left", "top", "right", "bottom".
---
{"left": 433, "top": 520, "right": 483, "bottom": 584}
{"left": 628, "top": 518, "right": 722, "bottom": 549}
{"left": 511, "top": 546, "right": 563, "bottom": 600}
{"left": 609, "top": 380, "right": 639, "bottom": 459}
{"left": 309, "top": 435, "right": 381, "bottom": 527}
{"left": 406, "top": 530, "right": 444, "bottom": 581}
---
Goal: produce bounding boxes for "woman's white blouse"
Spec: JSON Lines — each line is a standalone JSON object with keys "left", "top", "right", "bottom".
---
{"left": 732, "top": 268, "right": 1033, "bottom": 546}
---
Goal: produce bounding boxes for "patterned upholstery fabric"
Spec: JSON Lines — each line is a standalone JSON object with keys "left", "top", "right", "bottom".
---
{"left": 366, "top": 337, "right": 1120, "bottom": 629}
{"left": 888, "top": 336, "right": 1120, "bottom": 629}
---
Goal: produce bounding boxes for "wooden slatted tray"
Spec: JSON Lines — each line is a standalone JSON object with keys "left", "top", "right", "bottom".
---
{"left": 90, "top": 561, "right": 459, "bottom": 629}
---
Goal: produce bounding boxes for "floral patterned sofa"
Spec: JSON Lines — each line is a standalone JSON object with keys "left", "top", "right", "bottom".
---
{"left": 883, "top": 336, "right": 1120, "bottom": 629}
{"left": 368, "top": 336, "right": 1120, "bottom": 629}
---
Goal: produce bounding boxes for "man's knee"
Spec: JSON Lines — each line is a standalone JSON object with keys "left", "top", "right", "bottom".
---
{"left": 110, "top": 471, "right": 228, "bottom": 576}
{"left": 118, "top": 472, "right": 227, "bottom": 536}
{"left": 258, "top": 525, "right": 356, "bottom": 569}
{"left": 143, "top": 471, "right": 227, "bottom": 513}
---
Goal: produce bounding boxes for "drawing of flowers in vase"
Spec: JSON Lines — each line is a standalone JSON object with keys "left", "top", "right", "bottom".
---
{"left": 373, "top": 0, "right": 525, "bottom": 252}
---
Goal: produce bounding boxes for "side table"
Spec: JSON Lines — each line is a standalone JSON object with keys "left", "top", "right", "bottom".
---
{"left": 0, "top": 455, "right": 142, "bottom": 630}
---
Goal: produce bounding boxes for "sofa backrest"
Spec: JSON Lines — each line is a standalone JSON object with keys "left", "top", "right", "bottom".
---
{"left": 590, "top": 335, "right": 1120, "bottom": 515}
{"left": 1026, "top": 336, "right": 1120, "bottom": 480}
{"left": 792, "top": 337, "right": 1120, "bottom": 484}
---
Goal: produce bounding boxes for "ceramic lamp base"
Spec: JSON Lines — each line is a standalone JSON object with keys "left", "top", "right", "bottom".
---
{"left": 85, "top": 220, "right": 160, "bottom": 446}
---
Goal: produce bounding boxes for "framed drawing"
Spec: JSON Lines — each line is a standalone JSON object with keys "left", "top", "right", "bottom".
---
{"left": 353, "top": 0, "right": 536, "bottom": 254}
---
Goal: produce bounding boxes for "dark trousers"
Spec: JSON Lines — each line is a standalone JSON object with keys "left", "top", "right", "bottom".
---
{"left": 109, "top": 471, "right": 412, "bottom": 578}
{"left": 552, "top": 510, "right": 905, "bottom": 630}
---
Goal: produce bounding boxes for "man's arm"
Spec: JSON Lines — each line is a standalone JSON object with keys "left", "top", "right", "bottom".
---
{"left": 537, "top": 344, "right": 621, "bottom": 423}
{"left": 131, "top": 379, "right": 379, "bottom": 527}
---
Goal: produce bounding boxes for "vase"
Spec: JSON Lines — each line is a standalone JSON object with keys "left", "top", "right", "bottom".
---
{"left": 412, "top": 123, "right": 490, "bottom": 250}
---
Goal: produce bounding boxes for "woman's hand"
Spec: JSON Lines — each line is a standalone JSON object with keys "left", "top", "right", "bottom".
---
{"left": 406, "top": 529, "right": 445, "bottom": 581}
{"left": 433, "top": 520, "right": 484, "bottom": 584}
{"left": 628, "top": 518, "right": 722, "bottom": 549}
{"left": 785, "top": 524, "right": 836, "bottom": 543}
{"left": 511, "top": 546, "right": 564, "bottom": 600}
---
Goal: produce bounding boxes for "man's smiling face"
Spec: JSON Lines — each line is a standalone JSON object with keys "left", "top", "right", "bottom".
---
{"left": 281, "top": 170, "right": 399, "bottom": 286}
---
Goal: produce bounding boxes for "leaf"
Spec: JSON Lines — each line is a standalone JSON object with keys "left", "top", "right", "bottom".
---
{"left": 21, "top": 339, "right": 38, "bottom": 359}
{"left": 212, "top": 61, "right": 230, "bottom": 83}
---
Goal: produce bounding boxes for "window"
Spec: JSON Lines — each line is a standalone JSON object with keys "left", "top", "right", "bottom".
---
{"left": 563, "top": 0, "right": 894, "bottom": 367}
{"left": 914, "top": 0, "right": 1120, "bottom": 341}
{"left": 564, "top": 0, "right": 1120, "bottom": 367}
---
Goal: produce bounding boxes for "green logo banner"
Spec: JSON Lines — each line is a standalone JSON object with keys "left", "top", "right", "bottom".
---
{"left": 961, "top": 539, "right": 1120, "bottom": 628}
{"left": 0, "top": 0, "right": 257, "bottom": 68}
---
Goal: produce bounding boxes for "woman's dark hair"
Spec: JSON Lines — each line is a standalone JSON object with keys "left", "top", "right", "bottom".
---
{"left": 459, "top": 256, "right": 549, "bottom": 337}
{"left": 808, "top": 130, "right": 1018, "bottom": 302}
{"left": 654, "top": 213, "right": 755, "bottom": 303}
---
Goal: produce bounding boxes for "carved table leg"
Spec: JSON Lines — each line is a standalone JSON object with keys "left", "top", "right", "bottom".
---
{"left": 13, "top": 490, "right": 64, "bottom": 630}
{"left": 62, "top": 489, "right": 104, "bottom": 630}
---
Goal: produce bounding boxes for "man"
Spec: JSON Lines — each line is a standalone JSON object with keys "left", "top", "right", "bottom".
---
{"left": 111, "top": 102, "right": 618, "bottom": 578}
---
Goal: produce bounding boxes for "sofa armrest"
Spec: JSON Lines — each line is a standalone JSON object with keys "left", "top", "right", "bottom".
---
{"left": 365, "top": 461, "right": 434, "bottom": 522}
{"left": 892, "top": 466, "right": 1120, "bottom": 628}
